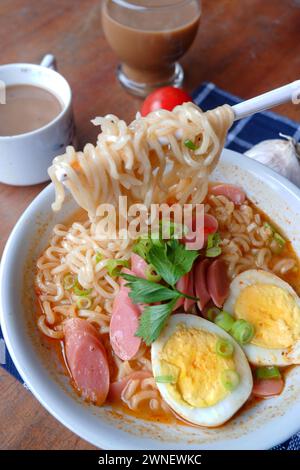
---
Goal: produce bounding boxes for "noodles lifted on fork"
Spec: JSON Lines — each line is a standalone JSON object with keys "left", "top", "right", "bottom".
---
{"left": 48, "top": 102, "right": 234, "bottom": 217}
{"left": 41, "top": 102, "right": 235, "bottom": 338}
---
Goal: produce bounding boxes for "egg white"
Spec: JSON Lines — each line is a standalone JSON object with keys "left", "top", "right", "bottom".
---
{"left": 223, "top": 269, "right": 300, "bottom": 366}
{"left": 151, "top": 314, "right": 253, "bottom": 427}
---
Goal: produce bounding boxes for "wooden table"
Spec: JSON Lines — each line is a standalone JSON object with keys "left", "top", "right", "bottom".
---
{"left": 0, "top": 0, "right": 300, "bottom": 450}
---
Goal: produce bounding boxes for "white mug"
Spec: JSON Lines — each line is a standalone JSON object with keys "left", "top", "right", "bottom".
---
{"left": 0, "top": 55, "right": 75, "bottom": 186}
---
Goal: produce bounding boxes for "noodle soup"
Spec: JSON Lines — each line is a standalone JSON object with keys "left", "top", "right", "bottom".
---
{"left": 35, "top": 102, "right": 300, "bottom": 429}
{"left": 35, "top": 192, "right": 300, "bottom": 424}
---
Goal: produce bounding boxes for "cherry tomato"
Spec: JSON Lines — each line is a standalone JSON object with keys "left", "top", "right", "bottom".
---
{"left": 141, "top": 86, "right": 192, "bottom": 116}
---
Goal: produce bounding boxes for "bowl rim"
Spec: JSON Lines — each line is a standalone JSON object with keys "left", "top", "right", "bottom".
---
{"left": 1, "top": 148, "right": 300, "bottom": 450}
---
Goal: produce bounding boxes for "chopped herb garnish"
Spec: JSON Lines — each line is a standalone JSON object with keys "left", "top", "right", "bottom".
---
{"left": 147, "top": 239, "right": 199, "bottom": 287}
{"left": 122, "top": 236, "right": 200, "bottom": 344}
{"left": 155, "top": 375, "right": 177, "bottom": 384}
{"left": 184, "top": 139, "right": 198, "bottom": 151}
{"left": 121, "top": 273, "right": 181, "bottom": 303}
{"left": 95, "top": 252, "right": 104, "bottom": 263}
{"left": 206, "top": 232, "right": 222, "bottom": 258}
{"left": 264, "top": 223, "right": 286, "bottom": 252}
{"left": 63, "top": 273, "right": 76, "bottom": 290}
{"left": 274, "top": 232, "right": 286, "bottom": 248}
{"left": 73, "top": 280, "right": 92, "bottom": 297}
{"left": 135, "top": 297, "right": 179, "bottom": 345}
{"left": 133, "top": 236, "right": 152, "bottom": 260}
{"left": 106, "top": 259, "right": 129, "bottom": 277}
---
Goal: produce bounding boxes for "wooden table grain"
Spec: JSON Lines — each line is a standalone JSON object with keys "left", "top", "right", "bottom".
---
{"left": 0, "top": 0, "right": 300, "bottom": 450}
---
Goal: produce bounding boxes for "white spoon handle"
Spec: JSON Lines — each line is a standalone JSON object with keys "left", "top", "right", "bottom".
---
{"left": 232, "top": 80, "right": 300, "bottom": 121}
{"left": 40, "top": 53, "right": 57, "bottom": 70}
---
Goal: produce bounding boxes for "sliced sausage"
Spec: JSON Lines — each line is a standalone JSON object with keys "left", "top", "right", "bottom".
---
{"left": 252, "top": 378, "right": 284, "bottom": 398}
{"left": 64, "top": 319, "right": 100, "bottom": 373}
{"left": 108, "top": 370, "right": 152, "bottom": 402}
{"left": 64, "top": 318, "right": 104, "bottom": 375}
{"left": 64, "top": 318, "right": 110, "bottom": 405}
{"left": 183, "top": 213, "right": 218, "bottom": 249}
{"left": 207, "top": 259, "right": 230, "bottom": 308}
{"left": 203, "top": 214, "right": 219, "bottom": 243}
{"left": 131, "top": 253, "right": 148, "bottom": 279}
{"left": 209, "top": 184, "right": 246, "bottom": 205}
{"left": 174, "top": 273, "right": 189, "bottom": 310}
{"left": 184, "top": 269, "right": 196, "bottom": 312}
{"left": 194, "top": 259, "right": 211, "bottom": 311}
{"left": 64, "top": 317, "right": 99, "bottom": 341}
{"left": 110, "top": 271, "right": 142, "bottom": 361}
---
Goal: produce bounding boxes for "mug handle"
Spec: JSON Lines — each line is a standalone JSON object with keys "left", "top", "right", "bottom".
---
{"left": 40, "top": 54, "right": 57, "bottom": 71}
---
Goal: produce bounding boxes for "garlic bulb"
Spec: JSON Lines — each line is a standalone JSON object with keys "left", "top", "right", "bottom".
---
{"left": 244, "top": 135, "right": 300, "bottom": 187}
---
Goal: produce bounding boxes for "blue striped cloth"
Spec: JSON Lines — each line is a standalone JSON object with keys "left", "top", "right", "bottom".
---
{"left": 1, "top": 82, "right": 300, "bottom": 449}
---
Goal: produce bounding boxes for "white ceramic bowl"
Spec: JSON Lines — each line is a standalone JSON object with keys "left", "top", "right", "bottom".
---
{"left": 1, "top": 149, "right": 300, "bottom": 450}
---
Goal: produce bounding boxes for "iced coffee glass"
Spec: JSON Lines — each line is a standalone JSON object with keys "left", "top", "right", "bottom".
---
{"left": 102, "top": 0, "right": 201, "bottom": 96}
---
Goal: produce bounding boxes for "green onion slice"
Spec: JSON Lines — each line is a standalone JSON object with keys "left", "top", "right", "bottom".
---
{"left": 206, "top": 232, "right": 222, "bottom": 257}
{"left": 256, "top": 366, "right": 281, "bottom": 380}
{"left": 63, "top": 274, "right": 76, "bottom": 290}
{"left": 106, "top": 259, "right": 129, "bottom": 277}
{"left": 207, "top": 307, "right": 221, "bottom": 322}
{"left": 216, "top": 339, "right": 234, "bottom": 358}
{"left": 221, "top": 369, "right": 240, "bottom": 391}
{"left": 133, "top": 237, "right": 152, "bottom": 260}
{"left": 184, "top": 139, "right": 198, "bottom": 151}
{"left": 264, "top": 222, "right": 286, "bottom": 250}
{"left": 231, "top": 319, "right": 255, "bottom": 344}
{"left": 264, "top": 222, "right": 274, "bottom": 235}
{"left": 274, "top": 232, "right": 286, "bottom": 248}
{"left": 95, "top": 251, "right": 104, "bottom": 263}
{"left": 145, "top": 264, "right": 161, "bottom": 283}
{"left": 155, "top": 375, "right": 177, "bottom": 384}
{"left": 76, "top": 297, "right": 92, "bottom": 310}
{"left": 73, "top": 281, "right": 92, "bottom": 297}
{"left": 206, "top": 246, "right": 222, "bottom": 258}
{"left": 207, "top": 232, "right": 221, "bottom": 250}
{"left": 214, "top": 311, "right": 235, "bottom": 332}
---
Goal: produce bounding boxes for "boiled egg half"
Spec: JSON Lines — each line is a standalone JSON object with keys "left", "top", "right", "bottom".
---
{"left": 223, "top": 269, "right": 300, "bottom": 366}
{"left": 151, "top": 314, "right": 253, "bottom": 427}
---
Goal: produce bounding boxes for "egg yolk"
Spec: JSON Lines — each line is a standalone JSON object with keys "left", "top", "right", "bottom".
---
{"left": 234, "top": 284, "right": 300, "bottom": 349}
{"left": 160, "top": 325, "right": 235, "bottom": 408}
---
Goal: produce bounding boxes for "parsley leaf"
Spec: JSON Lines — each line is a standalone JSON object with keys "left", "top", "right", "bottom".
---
{"left": 120, "top": 273, "right": 180, "bottom": 303}
{"left": 135, "top": 297, "right": 179, "bottom": 345}
{"left": 125, "top": 235, "right": 200, "bottom": 344}
{"left": 206, "top": 232, "right": 222, "bottom": 258}
{"left": 147, "top": 240, "right": 199, "bottom": 286}
{"left": 147, "top": 243, "right": 178, "bottom": 286}
{"left": 167, "top": 239, "right": 199, "bottom": 276}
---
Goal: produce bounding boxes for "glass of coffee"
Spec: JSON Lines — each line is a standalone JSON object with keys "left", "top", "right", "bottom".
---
{"left": 102, "top": 0, "right": 201, "bottom": 97}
